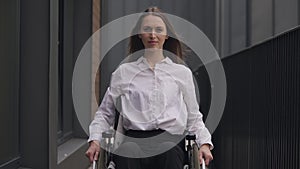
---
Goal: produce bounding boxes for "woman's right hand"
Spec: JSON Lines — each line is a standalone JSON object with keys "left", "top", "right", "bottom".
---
{"left": 85, "top": 140, "right": 101, "bottom": 163}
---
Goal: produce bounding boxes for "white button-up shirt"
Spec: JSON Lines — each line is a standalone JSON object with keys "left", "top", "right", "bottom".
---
{"left": 88, "top": 56, "right": 213, "bottom": 148}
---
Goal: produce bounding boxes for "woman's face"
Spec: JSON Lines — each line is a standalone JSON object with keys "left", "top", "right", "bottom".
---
{"left": 139, "top": 15, "right": 168, "bottom": 49}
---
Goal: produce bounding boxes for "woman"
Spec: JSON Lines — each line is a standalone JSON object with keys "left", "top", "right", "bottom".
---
{"left": 86, "top": 7, "right": 213, "bottom": 169}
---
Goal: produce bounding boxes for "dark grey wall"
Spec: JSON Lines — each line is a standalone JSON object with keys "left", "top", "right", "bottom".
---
{"left": 0, "top": 0, "right": 50, "bottom": 168}
{"left": 274, "top": 0, "right": 299, "bottom": 34}
{"left": 217, "top": 0, "right": 248, "bottom": 57}
{"left": 72, "top": 0, "right": 93, "bottom": 139}
{"left": 0, "top": 0, "right": 92, "bottom": 168}
{"left": 19, "top": 0, "right": 50, "bottom": 168}
{"left": 219, "top": 0, "right": 300, "bottom": 57}
{"left": 0, "top": 0, "right": 20, "bottom": 168}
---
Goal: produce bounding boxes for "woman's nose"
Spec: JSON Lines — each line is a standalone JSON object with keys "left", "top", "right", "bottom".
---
{"left": 149, "top": 31, "right": 156, "bottom": 38}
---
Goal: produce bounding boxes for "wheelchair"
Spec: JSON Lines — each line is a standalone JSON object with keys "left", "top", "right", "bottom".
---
{"left": 92, "top": 129, "right": 207, "bottom": 169}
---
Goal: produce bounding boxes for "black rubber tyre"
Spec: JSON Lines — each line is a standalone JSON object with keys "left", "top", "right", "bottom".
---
{"left": 98, "top": 148, "right": 107, "bottom": 169}
{"left": 192, "top": 144, "right": 200, "bottom": 169}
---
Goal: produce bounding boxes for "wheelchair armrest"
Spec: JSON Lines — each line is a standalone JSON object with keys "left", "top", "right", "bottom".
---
{"left": 185, "top": 134, "right": 197, "bottom": 150}
{"left": 97, "top": 129, "right": 115, "bottom": 169}
{"left": 102, "top": 129, "right": 114, "bottom": 138}
{"left": 186, "top": 134, "right": 196, "bottom": 141}
{"left": 101, "top": 129, "right": 115, "bottom": 157}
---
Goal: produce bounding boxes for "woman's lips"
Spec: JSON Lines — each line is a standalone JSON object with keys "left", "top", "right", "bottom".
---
{"left": 148, "top": 40, "right": 158, "bottom": 44}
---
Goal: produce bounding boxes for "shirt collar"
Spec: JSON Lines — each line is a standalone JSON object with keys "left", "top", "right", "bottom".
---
{"left": 136, "top": 56, "right": 173, "bottom": 65}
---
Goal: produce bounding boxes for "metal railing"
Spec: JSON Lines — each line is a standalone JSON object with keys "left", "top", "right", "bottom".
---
{"left": 195, "top": 26, "right": 300, "bottom": 169}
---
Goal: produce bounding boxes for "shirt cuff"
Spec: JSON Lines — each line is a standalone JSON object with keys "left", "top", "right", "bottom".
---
{"left": 199, "top": 142, "right": 214, "bottom": 150}
{"left": 87, "top": 134, "right": 101, "bottom": 143}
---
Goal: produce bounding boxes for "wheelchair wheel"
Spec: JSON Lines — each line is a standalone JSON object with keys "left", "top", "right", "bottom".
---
{"left": 98, "top": 148, "right": 107, "bottom": 169}
{"left": 192, "top": 144, "right": 200, "bottom": 169}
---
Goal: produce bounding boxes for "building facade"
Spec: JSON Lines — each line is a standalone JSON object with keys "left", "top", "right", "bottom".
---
{"left": 0, "top": 0, "right": 299, "bottom": 168}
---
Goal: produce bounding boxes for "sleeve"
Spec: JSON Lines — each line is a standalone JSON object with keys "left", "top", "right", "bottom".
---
{"left": 181, "top": 68, "right": 214, "bottom": 149}
{"left": 88, "top": 67, "right": 123, "bottom": 143}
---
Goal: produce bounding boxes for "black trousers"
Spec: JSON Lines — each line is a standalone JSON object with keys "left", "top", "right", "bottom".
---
{"left": 113, "top": 130, "right": 185, "bottom": 169}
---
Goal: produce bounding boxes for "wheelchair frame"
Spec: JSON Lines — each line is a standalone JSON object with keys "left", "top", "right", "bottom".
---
{"left": 93, "top": 129, "right": 207, "bottom": 169}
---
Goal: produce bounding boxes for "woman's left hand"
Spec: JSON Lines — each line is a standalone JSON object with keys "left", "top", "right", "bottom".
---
{"left": 198, "top": 144, "right": 213, "bottom": 166}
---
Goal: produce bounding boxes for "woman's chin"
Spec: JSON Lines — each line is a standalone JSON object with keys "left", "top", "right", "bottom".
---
{"left": 144, "top": 47, "right": 162, "bottom": 51}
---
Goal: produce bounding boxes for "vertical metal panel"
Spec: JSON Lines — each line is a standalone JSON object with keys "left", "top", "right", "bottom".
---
{"left": 19, "top": 0, "right": 50, "bottom": 168}
{"left": 210, "top": 49, "right": 252, "bottom": 169}
{"left": 61, "top": 0, "right": 76, "bottom": 136}
{"left": 217, "top": 0, "right": 248, "bottom": 57}
{"left": 248, "top": 41, "right": 270, "bottom": 169}
{"left": 219, "top": 0, "right": 231, "bottom": 57}
{"left": 299, "top": 0, "right": 300, "bottom": 25}
{"left": 274, "top": 0, "right": 298, "bottom": 35}
{"left": 190, "top": 0, "right": 216, "bottom": 47}
{"left": 215, "top": 0, "right": 222, "bottom": 55}
{"left": 228, "top": 0, "right": 300, "bottom": 56}
{"left": 72, "top": 0, "right": 93, "bottom": 138}
{"left": 123, "top": 0, "right": 138, "bottom": 14}
{"left": 49, "top": 0, "right": 59, "bottom": 168}
{"left": 230, "top": 0, "right": 247, "bottom": 54}
{"left": 0, "top": 0, "right": 20, "bottom": 168}
{"left": 250, "top": 0, "right": 273, "bottom": 44}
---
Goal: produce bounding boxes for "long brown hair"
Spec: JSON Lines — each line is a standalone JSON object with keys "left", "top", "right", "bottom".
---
{"left": 128, "top": 7, "right": 184, "bottom": 61}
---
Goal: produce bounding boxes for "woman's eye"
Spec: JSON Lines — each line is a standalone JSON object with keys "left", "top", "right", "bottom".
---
{"left": 143, "top": 27, "right": 152, "bottom": 32}
{"left": 155, "top": 28, "right": 163, "bottom": 33}
{"left": 142, "top": 26, "right": 164, "bottom": 34}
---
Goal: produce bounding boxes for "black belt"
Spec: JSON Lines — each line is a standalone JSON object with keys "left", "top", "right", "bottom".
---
{"left": 124, "top": 129, "right": 185, "bottom": 149}
{"left": 125, "top": 129, "right": 166, "bottom": 138}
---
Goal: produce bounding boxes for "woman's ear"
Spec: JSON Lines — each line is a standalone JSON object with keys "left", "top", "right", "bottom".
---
{"left": 138, "top": 34, "right": 142, "bottom": 38}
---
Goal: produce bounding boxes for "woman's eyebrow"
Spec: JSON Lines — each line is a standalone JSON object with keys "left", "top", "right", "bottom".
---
{"left": 142, "top": 25, "right": 164, "bottom": 28}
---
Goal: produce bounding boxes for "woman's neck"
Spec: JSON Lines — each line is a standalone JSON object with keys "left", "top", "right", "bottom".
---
{"left": 143, "top": 48, "right": 164, "bottom": 67}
